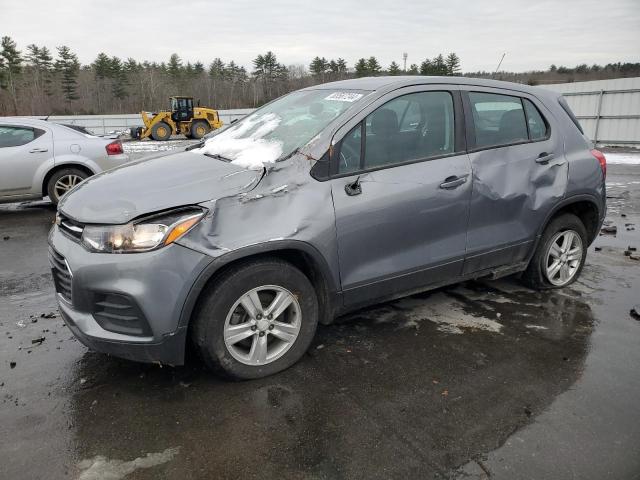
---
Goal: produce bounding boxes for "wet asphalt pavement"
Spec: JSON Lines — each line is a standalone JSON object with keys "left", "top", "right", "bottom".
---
{"left": 1, "top": 163, "right": 639, "bottom": 480}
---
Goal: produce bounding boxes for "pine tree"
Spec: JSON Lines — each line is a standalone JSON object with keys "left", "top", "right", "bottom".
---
{"left": 367, "top": 56, "right": 381, "bottom": 75}
{"left": 167, "top": 53, "right": 182, "bottom": 78}
{"left": 39, "top": 47, "right": 54, "bottom": 95}
{"left": 433, "top": 54, "right": 447, "bottom": 75}
{"left": 26, "top": 44, "right": 54, "bottom": 101}
{"left": 309, "top": 56, "right": 329, "bottom": 76}
{"left": 55, "top": 46, "right": 80, "bottom": 107}
{"left": 388, "top": 61, "right": 401, "bottom": 75}
{"left": 124, "top": 58, "right": 139, "bottom": 73}
{"left": 253, "top": 51, "right": 286, "bottom": 82}
{"left": 335, "top": 58, "right": 347, "bottom": 72}
{"left": 109, "top": 56, "right": 127, "bottom": 100}
{"left": 91, "top": 53, "right": 112, "bottom": 112}
{"left": 227, "top": 61, "right": 246, "bottom": 82}
{"left": 92, "top": 52, "right": 111, "bottom": 79}
{"left": 420, "top": 58, "right": 433, "bottom": 75}
{"left": 445, "top": 53, "right": 461, "bottom": 75}
{"left": 1, "top": 36, "right": 23, "bottom": 114}
{"left": 408, "top": 64, "right": 419, "bottom": 75}
{"left": 208, "top": 58, "right": 226, "bottom": 78}
{"left": 354, "top": 58, "right": 368, "bottom": 77}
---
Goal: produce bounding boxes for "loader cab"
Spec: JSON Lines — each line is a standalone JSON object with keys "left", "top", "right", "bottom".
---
{"left": 170, "top": 96, "right": 194, "bottom": 123}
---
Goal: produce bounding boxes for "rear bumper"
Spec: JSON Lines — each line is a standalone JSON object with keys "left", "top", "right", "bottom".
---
{"left": 49, "top": 224, "right": 212, "bottom": 365}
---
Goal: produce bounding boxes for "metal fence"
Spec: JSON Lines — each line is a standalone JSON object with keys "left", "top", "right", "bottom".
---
{"left": 546, "top": 77, "right": 640, "bottom": 146}
{"left": 24, "top": 109, "right": 255, "bottom": 135}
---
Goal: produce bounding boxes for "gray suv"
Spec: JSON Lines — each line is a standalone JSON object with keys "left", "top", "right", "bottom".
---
{"left": 49, "top": 77, "right": 606, "bottom": 379}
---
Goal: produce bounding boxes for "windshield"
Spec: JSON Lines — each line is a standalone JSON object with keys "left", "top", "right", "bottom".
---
{"left": 195, "top": 89, "right": 370, "bottom": 169}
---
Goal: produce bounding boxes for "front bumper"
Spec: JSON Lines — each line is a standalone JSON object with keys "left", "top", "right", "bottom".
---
{"left": 48, "top": 224, "right": 212, "bottom": 365}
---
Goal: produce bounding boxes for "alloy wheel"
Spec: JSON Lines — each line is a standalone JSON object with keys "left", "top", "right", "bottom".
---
{"left": 544, "top": 230, "right": 583, "bottom": 286}
{"left": 54, "top": 174, "right": 83, "bottom": 200}
{"left": 223, "top": 285, "right": 302, "bottom": 366}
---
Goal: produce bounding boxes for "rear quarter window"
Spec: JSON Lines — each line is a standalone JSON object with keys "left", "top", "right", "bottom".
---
{"left": 558, "top": 96, "right": 584, "bottom": 134}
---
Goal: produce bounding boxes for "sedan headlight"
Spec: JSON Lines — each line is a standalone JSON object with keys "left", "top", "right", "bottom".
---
{"left": 81, "top": 208, "right": 205, "bottom": 253}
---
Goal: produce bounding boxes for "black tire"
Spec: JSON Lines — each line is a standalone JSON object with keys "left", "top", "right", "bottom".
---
{"left": 129, "top": 126, "right": 142, "bottom": 139}
{"left": 46, "top": 168, "right": 89, "bottom": 205}
{"left": 192, "top": 259, "right": 318, "bottom": 380}
{"left": 150, "top": 121, "right": 172, "bottom": 141}
{"left": 190, "top": 120, "right": 210, "bottom": 140}
{"left": 522, "top": 213, "right": 588, "bottom": 289}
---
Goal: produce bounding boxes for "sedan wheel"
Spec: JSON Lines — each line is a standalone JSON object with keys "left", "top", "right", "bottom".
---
{"left": 54, "top": 174, "right": 84, "bottom": 200}
{"left": 224, "top": 286, "right": 302, "bottom": 366}
{"left": 46, "top": 168, "right": 89, "bottom": 205}
{"left": 544, "top": 230, "right": 583, "bottom": 286}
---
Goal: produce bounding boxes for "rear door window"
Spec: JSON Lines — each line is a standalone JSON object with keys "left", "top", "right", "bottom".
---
{"left": 469, "top": 92, "right": 528, "bottom": 148}
{"left": 0, "top": 126, "right": 41, "bottom": 148}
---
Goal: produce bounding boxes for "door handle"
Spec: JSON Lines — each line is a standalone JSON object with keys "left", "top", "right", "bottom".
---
{"left": 439, "top": 175, "right": 467, "bottom": 189}
{"left": 535, "top": 152, "right": 554, "bottom": 164}
{"left": 29, "top": 148, "right": 48, "bottom": 153}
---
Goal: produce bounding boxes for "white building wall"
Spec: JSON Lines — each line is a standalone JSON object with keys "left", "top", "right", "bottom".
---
{"left": 545, "top": 77, "right": 640, "bottom": 146}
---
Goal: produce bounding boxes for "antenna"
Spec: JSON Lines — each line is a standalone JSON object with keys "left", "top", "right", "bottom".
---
{"left": 494, "top": 53, "right": 506, "bottom": 76}
{"left": 403, "top": 52, "right": 408, "bottom": 72}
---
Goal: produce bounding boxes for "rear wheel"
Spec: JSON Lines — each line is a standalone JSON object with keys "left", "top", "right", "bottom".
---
{"left": 151, "top": 121, "right": 172, "bottom": 141}
{"left": 192, "top": 259, "right": 318, "bottom": 379}
{"left": 522, "top": 213, "right": 588, "bottom": 289}
{"left": 47, "top": 168, "right": 89, "bottom": 204}
{"left": 190, "top": 120, "right": 210, "bottom": 140}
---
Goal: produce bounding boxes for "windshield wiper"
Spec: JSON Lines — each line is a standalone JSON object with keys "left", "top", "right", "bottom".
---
{"left": 277, "top": 148, "right": 300, "bottom": 162}
{"left": 203, "top": 152, "right": 232, "bottom": 162}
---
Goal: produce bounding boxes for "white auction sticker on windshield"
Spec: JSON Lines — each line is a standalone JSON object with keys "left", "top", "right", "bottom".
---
{"left": 324, "top": 92, "right": 364, "bottom": 102}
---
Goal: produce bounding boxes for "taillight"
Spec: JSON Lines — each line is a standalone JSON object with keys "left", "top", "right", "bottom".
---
{"left": 106, "top": 140, "right": 123, "bottom": 156}
{"left": 591, "top": 149, "right": 606, "bottom": 178}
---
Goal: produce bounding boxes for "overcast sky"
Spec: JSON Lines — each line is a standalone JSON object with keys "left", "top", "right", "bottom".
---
{"left": 1, "top": 0, "right": 638, "bottom": 72}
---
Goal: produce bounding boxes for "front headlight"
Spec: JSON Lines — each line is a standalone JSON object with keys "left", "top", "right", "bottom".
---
{"left": 81, "top": 208, "right": 205, "bottom": 253}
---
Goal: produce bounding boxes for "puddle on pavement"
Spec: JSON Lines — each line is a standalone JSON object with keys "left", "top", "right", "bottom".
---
{"left": 57, "top": 276, "right": 595, "bottom": 478}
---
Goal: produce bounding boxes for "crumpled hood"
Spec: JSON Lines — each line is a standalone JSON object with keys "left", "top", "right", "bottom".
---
{"left": 59, "top": 151, "right": 263, "bottom": 224}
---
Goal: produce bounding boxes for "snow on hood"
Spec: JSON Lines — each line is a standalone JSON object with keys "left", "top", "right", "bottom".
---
{"left": 193, "top": 113, "right": 284, "bottom": 170}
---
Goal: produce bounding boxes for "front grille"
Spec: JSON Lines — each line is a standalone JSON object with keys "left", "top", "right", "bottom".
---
{"left": 49, "top": 248, "right": 72, "bottom": 303}
{"left": 93, "top": 293, "right": 151, "bottom": 336}
{"left": 58, "top": 213, "right": 84, "bottom": 242}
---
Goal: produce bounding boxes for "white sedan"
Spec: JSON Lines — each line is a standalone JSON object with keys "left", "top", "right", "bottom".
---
{"left": 0, "top": 117, "right": 130, "bottom": 204}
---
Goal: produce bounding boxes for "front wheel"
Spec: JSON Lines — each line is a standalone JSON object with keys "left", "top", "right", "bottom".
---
{"left": 192, "top": 259, "right": 318, "bottom": 379}
{"left": 151, "top": 121, "right": 172, "bottom": 141}
{"left": 47, "top": 168, "right": 89, "bottom": 205}
{"left": 522, "top": 213, "right": 588, "bottom": 289}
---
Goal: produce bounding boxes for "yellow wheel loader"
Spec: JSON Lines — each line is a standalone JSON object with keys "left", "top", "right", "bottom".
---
{"left": 131, "top": 96, "right": 223, "bottom": 141}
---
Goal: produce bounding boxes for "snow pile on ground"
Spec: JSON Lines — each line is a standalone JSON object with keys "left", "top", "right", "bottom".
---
{"left": 78, "top": 447, "right": 180, "bottom": 480}
{"left": 605, "top": 152, "right": 640, "bottom": 165}
{"left": 194, "top": 113, "right": 283, "bottom": 170}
